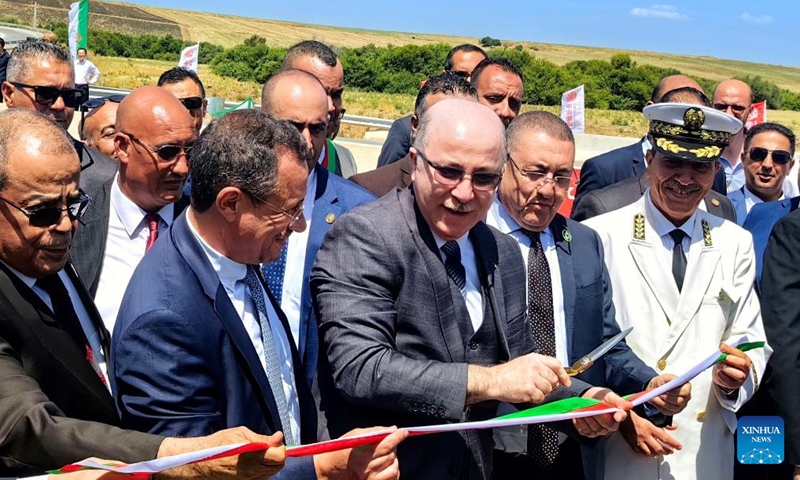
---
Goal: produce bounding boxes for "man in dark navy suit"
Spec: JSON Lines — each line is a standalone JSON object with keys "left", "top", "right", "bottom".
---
{"left": 572, "top": 75, "right": 726, "bottom": 215}
{"left": 489, "top": 111, "right": 692, "bottom": 480}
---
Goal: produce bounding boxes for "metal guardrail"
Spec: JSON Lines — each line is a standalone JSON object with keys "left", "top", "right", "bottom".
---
{"left": 89, "top": 86, "right": 394, "bottom": 131}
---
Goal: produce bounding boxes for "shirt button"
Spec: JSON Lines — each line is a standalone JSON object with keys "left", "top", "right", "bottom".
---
{"left": 657, "top": 359, "right": 667, "bottom": 371}
{"left": 468, "top": 342, "right": 479, "bottom": 350}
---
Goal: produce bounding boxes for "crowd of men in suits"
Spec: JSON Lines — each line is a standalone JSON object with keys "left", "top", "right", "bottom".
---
{"left": 0, "top": 36, "right": 796, "bottom": 480}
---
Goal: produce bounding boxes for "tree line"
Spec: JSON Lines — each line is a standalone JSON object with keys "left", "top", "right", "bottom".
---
{"left": 37, "top": 21, "right": 800, "bottom": 112}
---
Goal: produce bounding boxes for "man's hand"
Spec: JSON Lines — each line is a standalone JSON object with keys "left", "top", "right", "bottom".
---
{"left": 573, "top": 387, "right": 631, "bottom": 437}
{"left": 155, "top": 426, "right": 285, "bottom": 480}
{"left": 619, "top": 411, "right": 681, "bottom": 457}
{"left": 467, "top": 353, "right": 570, "bottom": 405}
{"left": 314, "top": 427, "right": 408, "bottom": 480}
{"left": 712, "top": 343, "right": 752, "bottom": 391}
{"left": 646, "top": 374, "right": 692, "bottom": 415}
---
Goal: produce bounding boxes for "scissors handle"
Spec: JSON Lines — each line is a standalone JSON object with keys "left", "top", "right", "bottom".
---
{"left": 566, "top": 357, "right": 594, "bottom": 377}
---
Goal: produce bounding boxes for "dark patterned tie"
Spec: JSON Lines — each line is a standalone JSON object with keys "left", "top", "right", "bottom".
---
{"left": 441, "top": 240, "right": 466, "bottom": 294}
{"left": 523, "top": 230, "right": 560, "bottom": 466}
{"left": 669, "top": 229, "right": 687, "bottom": 292}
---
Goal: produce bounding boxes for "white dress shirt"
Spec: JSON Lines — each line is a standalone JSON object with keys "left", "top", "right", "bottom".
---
{"left": 1, "top": 261, "right": 109, "bottom": 387}
{"left": 743, "top": 185, "right": 784, "bottom": 214}
{"left": 187, "top": 214, "right": 301, "bottom": 443}
{"left": 645, "top": 190, "right": 695, "bottom": 269}
{"left": 95, "top": 177, "right": 175, "bottom": 334}
{"left": 430, "top": 230, "right": 484, "bottom": 332}
{"left": 487, "top": 199, "right": 570, "bottom": 453}
{"left": 278, "top": 163, "right": 317, "bottom": 346}
{"left": 74, "top": 58, "right": 101, "bottom": 85}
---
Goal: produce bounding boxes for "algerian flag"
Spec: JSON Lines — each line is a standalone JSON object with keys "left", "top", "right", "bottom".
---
{"left": 212, "top": 97, "right": 254, "bottom": 118}
{"left": 68, "top": 0, "right": 89, "bottom": 60}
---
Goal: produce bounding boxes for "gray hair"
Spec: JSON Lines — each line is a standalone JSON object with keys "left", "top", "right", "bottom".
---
{"left": 189, "top": 109, "right": 309, "bottom": 212}
{"left": 507, "top": 111, "right": 574, "bottom": 153}
{"left": 0, "top": 109, "right": 75, "bottom": 191}
{"left": 6, "top": 41, "right": 74, "bottom": 83}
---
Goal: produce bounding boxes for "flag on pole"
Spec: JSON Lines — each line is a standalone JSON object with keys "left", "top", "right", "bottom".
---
{"left": 211, "top": 98, "right": 254, "bottom": 118}
{"left": 178, "top": 43, "right": 200, "bottom": 72}
{"left": 67, "top": 0, "right": 88, "bottom": 61}
{"left": 561, "top": 85, "right": 585, "bottom": 133}
{"left": 745, "top": 101, "right": 768, "bottom": 130}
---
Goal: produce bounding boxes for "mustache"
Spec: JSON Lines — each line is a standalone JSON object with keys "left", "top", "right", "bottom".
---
{"left": 445, "top": 202, "right": 473, "bottom": 213}
{"left": 664, "top": 181, "right": 702, "bottom": 195}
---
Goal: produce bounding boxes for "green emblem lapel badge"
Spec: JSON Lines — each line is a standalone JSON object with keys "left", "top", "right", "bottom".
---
{"left": 562, "top": 229, "right": 572, "bottom": 243}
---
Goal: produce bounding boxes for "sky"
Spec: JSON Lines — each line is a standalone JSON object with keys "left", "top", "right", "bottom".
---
{"left": 122, "top": 0, "right": 798, "bottom": 68}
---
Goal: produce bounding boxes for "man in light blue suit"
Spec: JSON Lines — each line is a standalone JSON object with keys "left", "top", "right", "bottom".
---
{"left": 260, "top": 70, "right": 375, "bottom": 389}
{"left": 743, "top": 197, "right": 800, "bottom": 292}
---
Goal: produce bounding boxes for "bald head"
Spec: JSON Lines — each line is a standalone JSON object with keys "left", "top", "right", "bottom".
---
{"left": 713, "top": 79, "right": 753, "bottom": 123}
{"left": 415, "top": 98, "right": 506, "bottom": 155}
{"left": 116, "top": 86, "right": 193, "bottom": 132}
{"left": 651, "top": 75, "right": 703, "bottom": 104}
{"left": 261, "top": 70, "right": 328, "bottom": 166}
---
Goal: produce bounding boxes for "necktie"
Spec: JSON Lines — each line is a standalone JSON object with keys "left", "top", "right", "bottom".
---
{"left": 669, "top": 229, "right": 687, "bottom": 292}
{"left": 243, "top": 266, "right": 294, "bottom": 446}
{"left": 441, "top": 241, "right": 466, "bottom": 294}
{"left": 523, "top": 230, "right": 559, "bottom": 466}
{"left": 144, "top": 213, "right": 160, "bottom": 253}
{"left": 36, "top": 274, "right": 107, "bottom": 385}
{"left": 262, "top": 243, "right": 288, "bottom": 305}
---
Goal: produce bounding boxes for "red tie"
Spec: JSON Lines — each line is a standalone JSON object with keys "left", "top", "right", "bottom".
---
{"left": 145, "top": 213, "right": 160, "bottom": 253}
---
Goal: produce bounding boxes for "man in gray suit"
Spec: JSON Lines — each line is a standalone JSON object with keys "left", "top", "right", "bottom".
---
{"left": 311, "top": 99, "right": 630, "bottom": 480}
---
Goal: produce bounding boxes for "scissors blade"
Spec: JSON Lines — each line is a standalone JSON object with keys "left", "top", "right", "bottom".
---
{"left": 586, "top": 326, "right": 633, "bottom": 363}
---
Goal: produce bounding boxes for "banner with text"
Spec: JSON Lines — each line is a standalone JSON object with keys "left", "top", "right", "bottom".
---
{"left": 561, "top": 85, "right": 585, "bottom": 133}
{"left": 745, "top": 101, "right": 768, "bottom": 130}
{"left": 179, "top": 43, "right": 200, "bottom": 72}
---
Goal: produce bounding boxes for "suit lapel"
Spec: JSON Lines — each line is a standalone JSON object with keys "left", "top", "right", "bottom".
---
{"left": 551, "top": 215, "right": 576, "bottom": 359}
{"left": 399, "top": 188, "right": 466, "bottom": 362}
{"left": 632, "top": 139, "right": 647, "bottom": 177}
{"left": 171, "top": 214, "right": 282, "bottom": 433}
{"left": 73, "top": 176, "right": 114, "bottom": 293}
{"left": 661, "top": 214, "right": 720, "bottom": 354}
{"left": 399, "top": 155, "right": 413, "bottom": 188}
{"left": 469, "top": 223, "right": 510, "bottom": 360}
{"left": 64, "top": 262, "right": 111, "bottom": 362}
{"left": 0, "top": 264, "right": 116, "bottom": 414}
{"left": 627, "top": 202, "right": 680, "bottom": 319}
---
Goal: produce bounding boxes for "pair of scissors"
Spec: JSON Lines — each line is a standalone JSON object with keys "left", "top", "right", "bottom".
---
{"left": 565, "top": 327, "right": 634, "bottom": 377}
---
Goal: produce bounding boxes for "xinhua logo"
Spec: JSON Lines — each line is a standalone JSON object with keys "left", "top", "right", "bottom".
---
{"left": 737, "top": 416, "right": 784, "bottom": 465}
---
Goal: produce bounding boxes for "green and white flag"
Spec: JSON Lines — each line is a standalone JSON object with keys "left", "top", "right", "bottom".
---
{"left": 68, "top": 0, "right": 89, "bottom": 60}
{"left": 212, "top": 97, "right": 254, "bottom": 117}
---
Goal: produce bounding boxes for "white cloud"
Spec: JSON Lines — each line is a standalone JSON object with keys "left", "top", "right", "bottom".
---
{"left": 630, "top": 4, "right": 688, "bottom": 20}
{"left": 741, "top": 13, "right": 773, "bottom": 25}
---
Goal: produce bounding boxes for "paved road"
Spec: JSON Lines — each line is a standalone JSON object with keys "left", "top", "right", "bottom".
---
{"left": 0, "top": 24, "right": 44, "bottom": 48}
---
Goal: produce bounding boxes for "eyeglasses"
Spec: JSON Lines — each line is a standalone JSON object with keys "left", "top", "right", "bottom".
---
{"left": 748, "top": 147, "right": 793, "bottom": 165}
{"left": 507, "top": 155, "right": 573, "bottom": 189}
{"left": 0, "top": 192, "right": 91, "bottom": 227}
{"left": 416, "top": 150, "right": 502, "bottom": 191}
{"left": 713, "top": 103, "right": 748, "bottom": 115}
{"left": 289, "top": 120, "right": 327, "bottom": 136}
{"left": 179, "top": 96, "right": 204, "bottom": 111}
{"left": 249, "top": 192, "right": 305, "bottom": 228}
{"left": 335, "top": 108, "right": 346, "bottom": 121}
{"left": 79, "top": 94, "right": 125, "bottom": 113}
{"left": 11, "top": 82, "right": 87, "bottom": 108}
{"left": 122, "top": 132, "right": 193, "bottom": 163}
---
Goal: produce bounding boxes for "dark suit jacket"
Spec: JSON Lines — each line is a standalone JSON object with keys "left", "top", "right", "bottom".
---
{"left": 376, "top": 115, "right": 412, "bottom": 167}
{"left": 760, "top": 209, "right": 800, "bottom": 465}
{"left": 296, "top": 165, "right": 375, "bottom": 387}
{"left": 310, "top": 187, "right": 590, "bottom": 480}
{"left": 742, "top": 197, "right": 800, "bottom": 293}
{"left": 572, "top": 139, "right": 727, "bottom": 216}
{"left": 0, "top": 262, "right": 161, "bottom": 477}
{"left": 571, "top": 173, "right": 735, "bottom": 223}
{"left": 111, "top": 212, "right": 317, "bottom": 478}
{"left": 349, "top": 153, "right": 413, "bottom": 198}
{"left": 69, "top": 169, "right": 190, "bottom": 296}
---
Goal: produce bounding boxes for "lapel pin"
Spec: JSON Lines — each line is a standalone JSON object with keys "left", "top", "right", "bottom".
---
{"left": 562, "top": 229, "right": 572, "bottom": 243}
{"left": 325, "top": 213, "right": 336, "bottom": 224}
{"left": 711, "top": 198, "right": 720, "bottom": 207}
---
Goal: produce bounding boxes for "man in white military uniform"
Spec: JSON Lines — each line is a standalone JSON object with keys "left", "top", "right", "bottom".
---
{"left": 583, "top": 103, "right": 771, "bottom": 480}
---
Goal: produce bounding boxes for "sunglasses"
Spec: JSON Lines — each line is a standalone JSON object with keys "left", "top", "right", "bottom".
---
{"left": 0, "top": 192, "right": 91, "bottom": 227}
{"left": 123, "top": 132, "right": 193, "bottom": 163}
{"left": 713, "top": 103, "right": 748, "bottom": 115}
{"left": 11, "top": 82, "right": 86, "bottom": 108}
{"left": 416, "top": 150, "right": 502, "bottom": 191}
{"left": 179, "top": 96, "right": 204, "bottom": 111}
{"left": 748, "top": 147, "right": 793, "bottom": 165}
{"left": 80, "top": 94, "right": 125, "bottom": 113}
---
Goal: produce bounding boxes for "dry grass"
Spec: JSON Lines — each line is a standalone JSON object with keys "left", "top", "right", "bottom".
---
{"left": 95, "top": 55, "right": 800, "bottom": 139}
